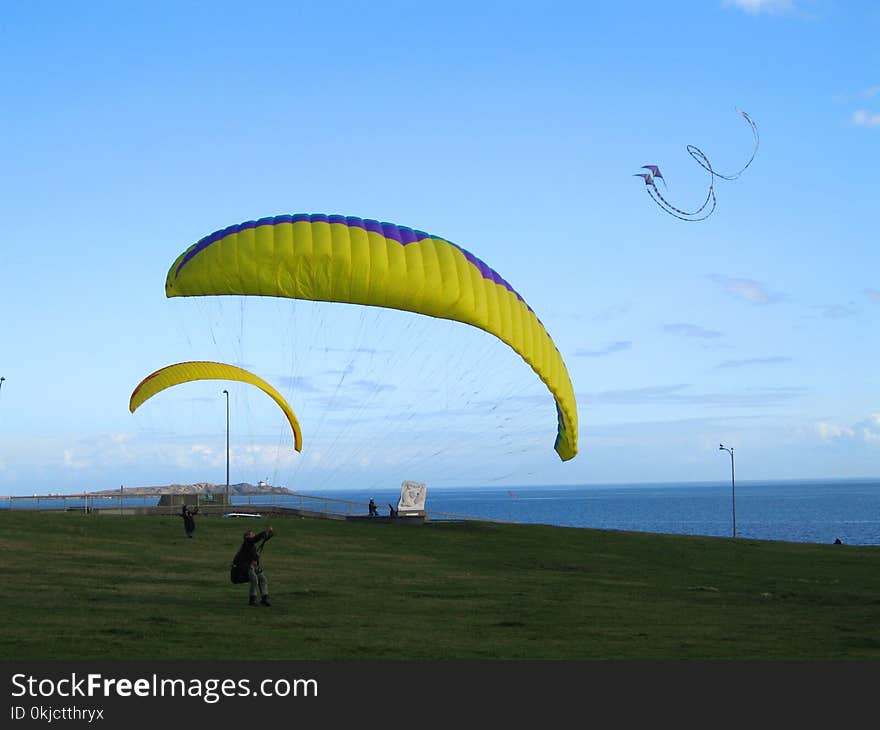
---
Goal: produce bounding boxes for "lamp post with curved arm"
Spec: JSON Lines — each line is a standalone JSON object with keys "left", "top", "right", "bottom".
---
{"left": 719, "top": 444, "right": 736, "bottom": 538}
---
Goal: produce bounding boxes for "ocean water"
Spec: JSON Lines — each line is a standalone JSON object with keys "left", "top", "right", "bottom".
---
{"left": 4, "top": 478, "right": 879, "bottom": 546}
{"left": 306, "top": 478, "right": 880, "bottom": 546}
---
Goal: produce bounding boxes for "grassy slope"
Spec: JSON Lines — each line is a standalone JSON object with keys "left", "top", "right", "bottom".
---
{"left": 1, "top": 511, "right": 878, "bottom": 659}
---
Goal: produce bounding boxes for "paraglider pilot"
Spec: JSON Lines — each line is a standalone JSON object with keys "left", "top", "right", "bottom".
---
{"left": 180, "top": 504, "right": 199, "bottom": 538}
{"left": 234, "top": 527, "right": 274, "bottom": 606}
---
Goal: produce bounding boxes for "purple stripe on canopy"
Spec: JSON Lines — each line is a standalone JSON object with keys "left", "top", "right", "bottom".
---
{"left": 173, "top": 214, "right": 533, "bottom": 312}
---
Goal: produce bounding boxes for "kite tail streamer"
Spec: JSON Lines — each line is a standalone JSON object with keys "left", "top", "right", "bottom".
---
{"left": 689, "top": 109, "right": 760, "bottom": 181}
{"left": 636, "top": 108, "right": 758, "bottom": 221}
{"left": 647, "top": 184, "right": 716, "bottom": 222}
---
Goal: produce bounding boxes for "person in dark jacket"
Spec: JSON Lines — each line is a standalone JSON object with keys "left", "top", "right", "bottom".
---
{"left": 180, "top": 504, "right": 199, "bottom": 538}
{"left": 234, "top": 526, "right": 274, "bottom": 606}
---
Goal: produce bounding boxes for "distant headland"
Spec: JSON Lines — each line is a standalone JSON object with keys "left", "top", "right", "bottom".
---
{"left": 86, "top": 482, "right": 296, "bottom": 496}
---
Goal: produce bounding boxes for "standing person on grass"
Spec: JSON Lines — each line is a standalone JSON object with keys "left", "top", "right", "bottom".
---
{"left": 233, "top": 526, "right": 274, "bottom": 606}
{"left": 180, "top": 504, "right": 199, "bottom": 538}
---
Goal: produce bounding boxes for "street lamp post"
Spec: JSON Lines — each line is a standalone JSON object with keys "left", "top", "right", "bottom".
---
{"left": 719, "top": 444, "right": 736, "bottom": 538}
{"left": 222, "top": 389, "right": 230, "bottom": 504}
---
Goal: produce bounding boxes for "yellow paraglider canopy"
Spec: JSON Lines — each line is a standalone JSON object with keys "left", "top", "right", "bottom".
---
{"left": 129, "top": 360, "right": 302, "bottom": 452}
{"left": 165, "top": 214, "right": 578, "bottom": 461}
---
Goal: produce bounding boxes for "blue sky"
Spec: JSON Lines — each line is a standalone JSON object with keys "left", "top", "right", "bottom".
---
{"left": 1, "top": 0, "right": 878, "bottom": 494}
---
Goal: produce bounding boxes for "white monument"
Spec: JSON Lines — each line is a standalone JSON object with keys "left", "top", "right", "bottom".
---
{"left": 396, "top": 480, "right": 427, "bottom": 517}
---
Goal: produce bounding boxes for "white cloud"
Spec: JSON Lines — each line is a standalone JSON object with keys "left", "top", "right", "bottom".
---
{"left": 722, "top": 0, "right": 795, "bottom": 14}
{"left": 853, "top": 110, "right": 880, "bottom": 127}
{"left": 863, "top": 86, "right": 880, "bottom": 99}
{"left": 812, "top": 415, "right": 880, "bottom": 444}
{"left": 188, "top": 445, "right": 215, "bottom": 456}
{"left": 63, "top": 433, "right": 137, "bottom": 470}
{"left": 63, "top": 449, "right": 90, "bottom": 469}
{"left": 814, "top": 422, "right": 855, "bottom": 441}
{"left": 709, "top": 274, "right": 783, "bottom": 304}
{"left": 863, "top": 414, "right": 880, "bottom": 443}
{"left": 817, "top": 304, "right": 858, "bottom": 319}
{"left": 863, "top": 428, "right": 880, "bottom": 444}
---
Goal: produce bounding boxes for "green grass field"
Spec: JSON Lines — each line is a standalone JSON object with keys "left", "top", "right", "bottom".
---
{"left": 2, "top": 510, "right": 879, "bottom": 659}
